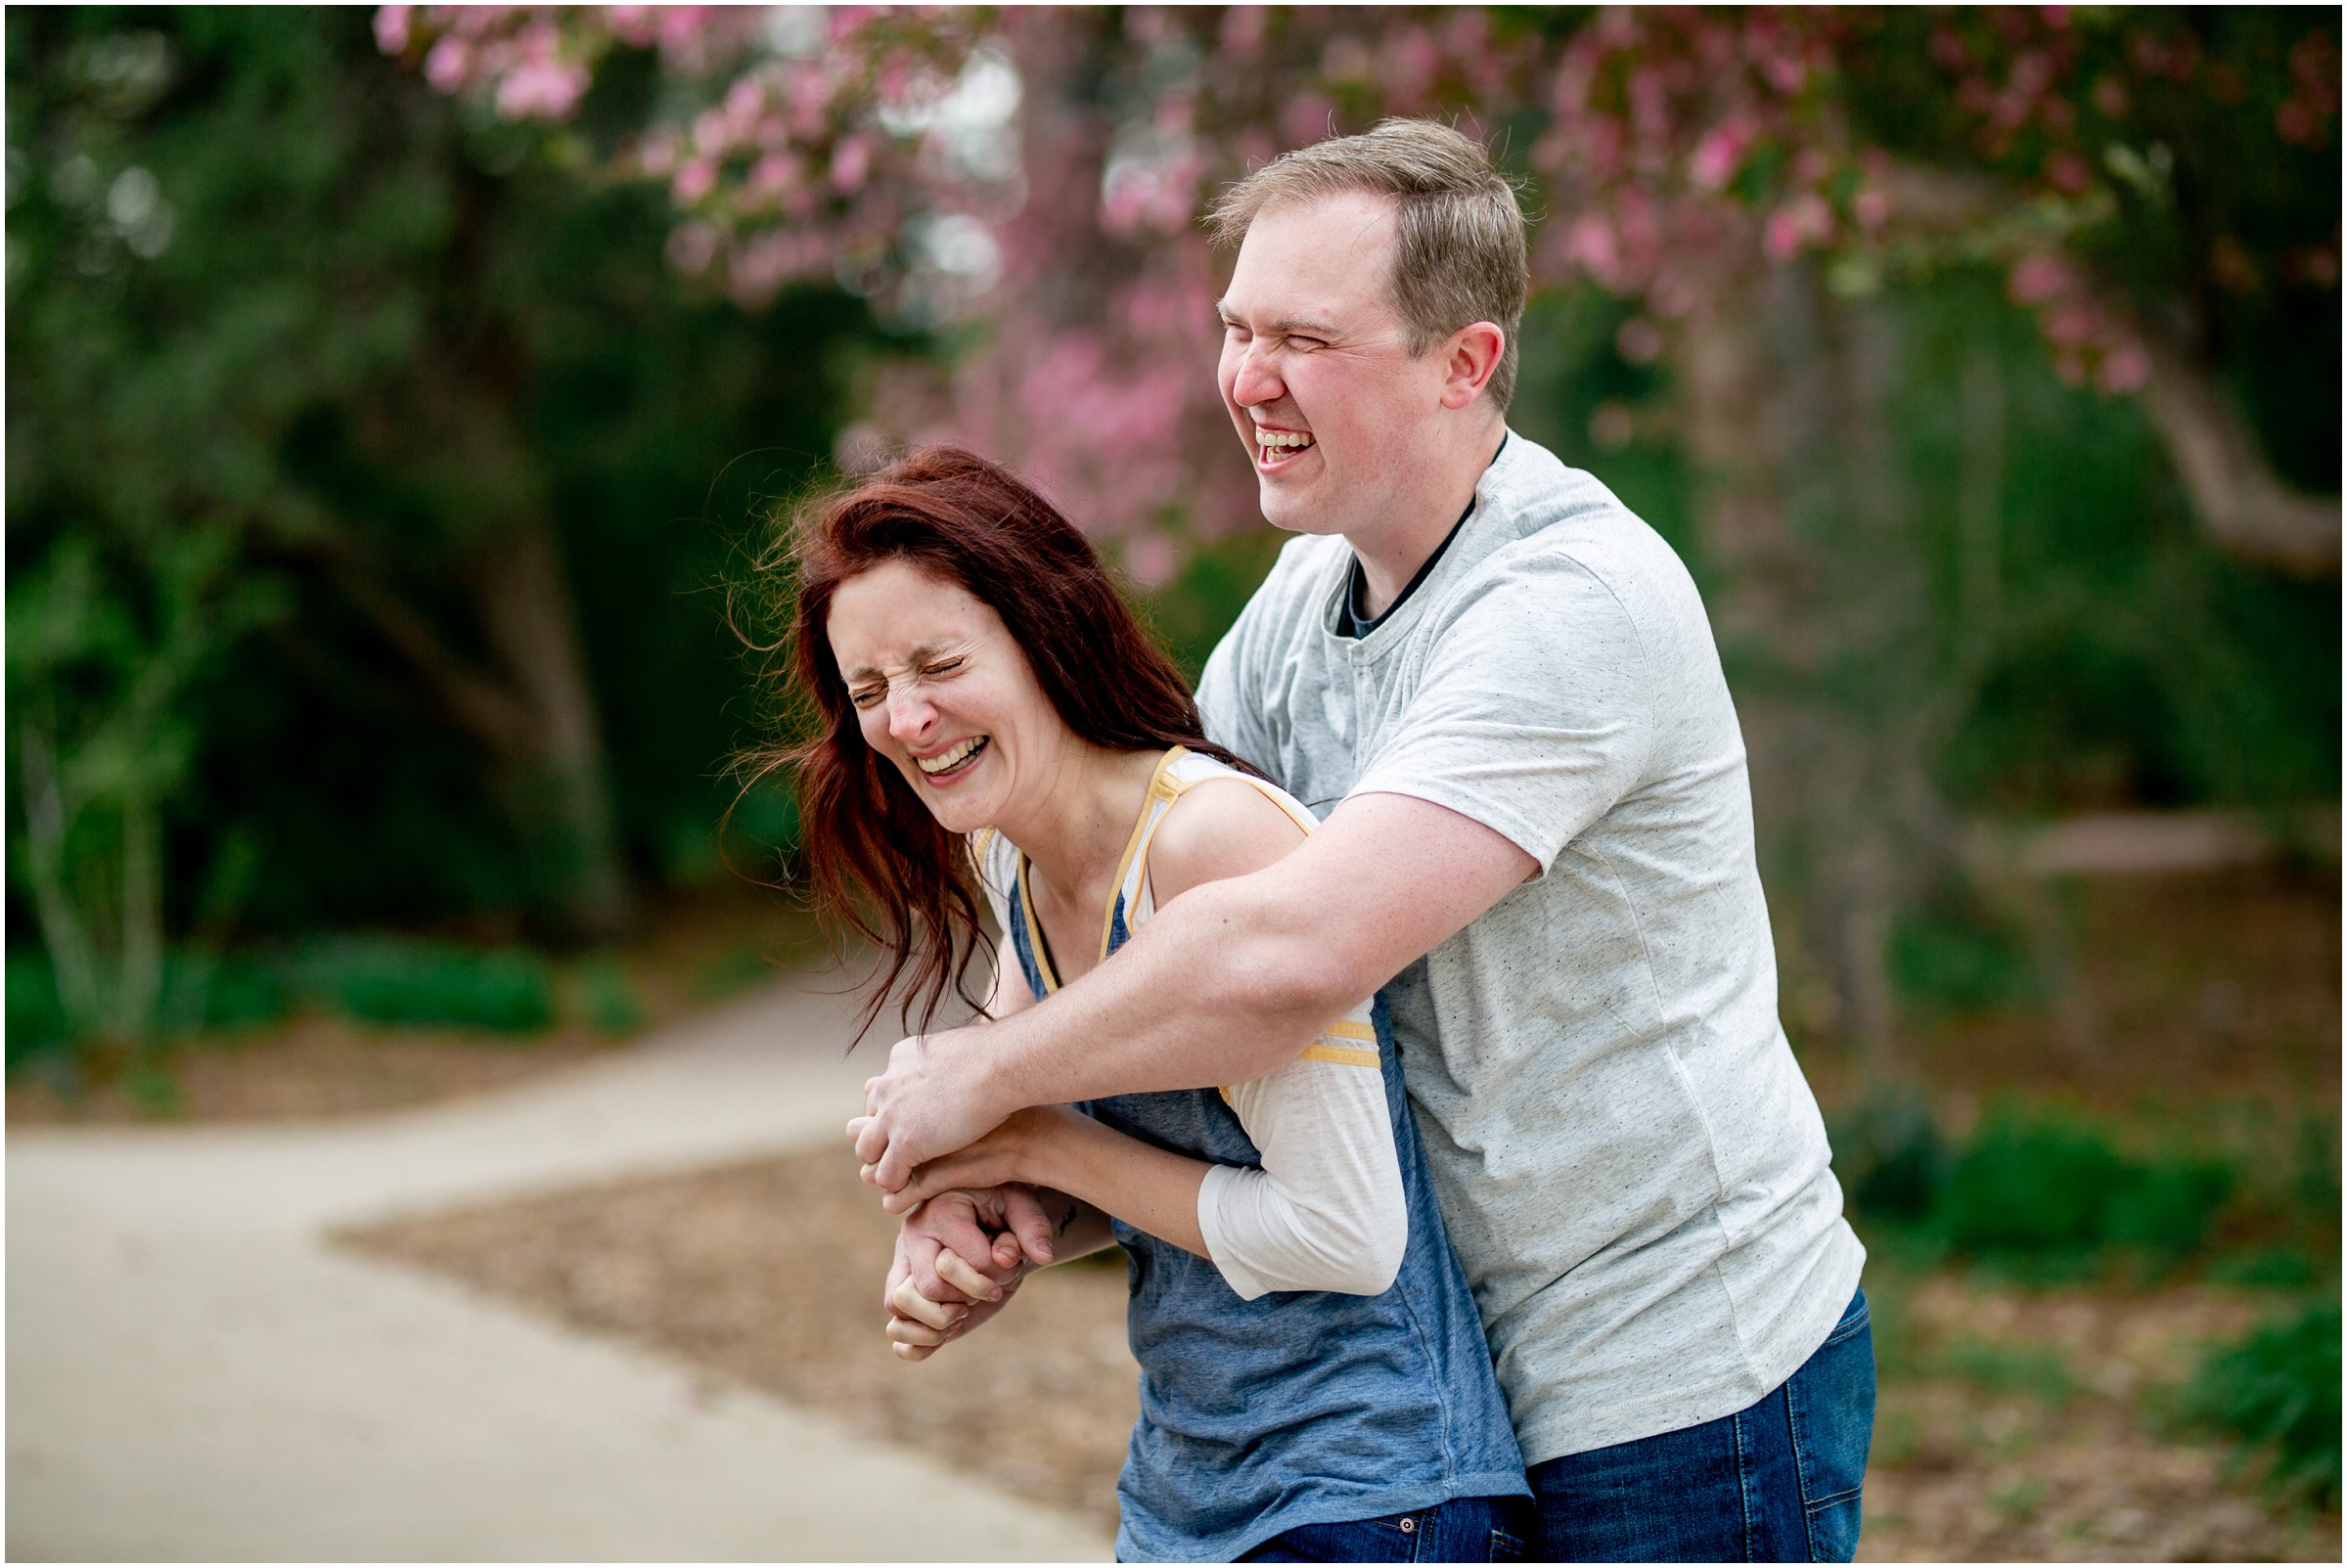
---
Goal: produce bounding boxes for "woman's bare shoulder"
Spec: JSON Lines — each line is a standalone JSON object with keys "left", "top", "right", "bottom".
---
{"left": 1144, "top": 776, "right": 1309, "bottom": 906}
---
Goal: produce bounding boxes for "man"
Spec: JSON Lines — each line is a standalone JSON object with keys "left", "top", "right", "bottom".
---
{"left": 855, "top": 120, "right": 1873, "bottom": 1562}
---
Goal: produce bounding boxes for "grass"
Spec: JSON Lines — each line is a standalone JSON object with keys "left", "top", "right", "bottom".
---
{"left": 2177, "top": 1299, "right": 2343, "bottom": 1509}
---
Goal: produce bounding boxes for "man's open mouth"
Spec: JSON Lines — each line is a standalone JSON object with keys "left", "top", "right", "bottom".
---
{"left": 916, "top": 736, "right": 988, "bottom": 780}
{"left": 1258, "top": 429, "right": 1315, "bottom": 468}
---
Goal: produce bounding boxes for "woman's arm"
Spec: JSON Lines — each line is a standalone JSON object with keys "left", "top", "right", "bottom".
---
{"left": 878, "top": 780, "right": 1409, "bottom": 1296}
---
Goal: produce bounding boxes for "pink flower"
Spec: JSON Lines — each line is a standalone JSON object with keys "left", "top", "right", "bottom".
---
{"left": 1615, "top": 317, "right": 1664, "bottom": 365}
{"left": 2044, "top": 151, "right": 2091, "bottom": 195}
{"left": 2008, "top": 253, "right": 2070, "bottom": 305}
{"left": 423, "top": 36, "right": 470, "bottom": 92}
{"left": 1852, "top": 188, "right": 1890, "bottom": 229}
{"left": 672, "top": 158, "right": 718, "bottom": 207}
{"left": 496, "top": 62, "right": 589, "bottom": 121}
{"left": 831, "top": 134, "right": 873, "bottom": 193}
{"left": 1763, "top": 192, "right": 1831, "bottom": 261}
{"left": 2095, "top": 340, "right": 2150, "bottom": 394}
{"left": 2041, "top": 302, "right": 2096, "bottom": 346}
{"left": 1689, "top": 121, "right": 1749, "bottom": 190}
{"left": 1121, "top": 532, "right": 1178, "bottom": 590}
{"left": 374, "top": 5, "right": 413, "bottom": 54}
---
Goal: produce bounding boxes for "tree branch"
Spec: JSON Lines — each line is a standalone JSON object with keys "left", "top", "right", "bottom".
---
{"left": 1882, "top": 165, "right": 2341, "bottom": 577}
{"left": 2134, "top": 326, "right": 2341, "bottom": 576}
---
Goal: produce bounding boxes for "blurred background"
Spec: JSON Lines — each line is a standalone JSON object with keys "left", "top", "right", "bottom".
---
{"left": 8, "top": 6, "right": 2338, "bottom": 1558}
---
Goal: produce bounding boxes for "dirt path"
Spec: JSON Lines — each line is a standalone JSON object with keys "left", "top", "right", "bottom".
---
{"left": 5, "top": 979, "right": 1110, "bottom": 1562}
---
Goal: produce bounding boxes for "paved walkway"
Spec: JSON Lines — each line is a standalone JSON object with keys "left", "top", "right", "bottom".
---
{"left": 7, "top": 981, "right": 1112, "bottom": 1561}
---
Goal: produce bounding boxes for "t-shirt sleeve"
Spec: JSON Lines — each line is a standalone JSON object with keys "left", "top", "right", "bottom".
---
{"left": 1195, "top": 1013, "right": 1408, "bottom": 1300}
{"left": 1348, "top": 552, "right": 1656, "bottom": 873}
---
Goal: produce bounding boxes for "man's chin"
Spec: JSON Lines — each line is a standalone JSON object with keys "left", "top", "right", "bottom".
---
{"left": 1256, "top": 480, "right": 1345, "bottom": 538}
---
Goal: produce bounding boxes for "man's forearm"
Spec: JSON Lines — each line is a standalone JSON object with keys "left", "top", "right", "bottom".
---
{"left": 967, "top": 873, "right": 1344, "bottom": 1116}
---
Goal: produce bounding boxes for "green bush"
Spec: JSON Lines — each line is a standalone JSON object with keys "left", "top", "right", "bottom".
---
{"left": 161, "top": 953, "right": 288, "bottom": 1034}
{"left": 1936, "top": 1102, "right": 2235, "bottom": 1265}
{"left": 1829, "top": 1087, "right": 1950, "bottom": 1221}
{"left": 295, "top": 938, "right": 555, "bottom": 1034}
{"left": 569, "top": 953, "right": 645, "bottom": 1038}
{"left": 1887, "top": 903, "right": 2046, "bottom": 1015}
{"left": 2180, "top": 1300, "right": 2342, "bottom": 1508}
{"left": 2205, "top": 1247, "right": 2325, "bottom": 1292}
{"left": 6, "top": 951, "right": 69, "bottom": 1070}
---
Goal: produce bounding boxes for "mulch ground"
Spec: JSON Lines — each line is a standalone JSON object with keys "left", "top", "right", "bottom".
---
{"left": 341, "top": 1146, "right": 2340, "bottom": 1561}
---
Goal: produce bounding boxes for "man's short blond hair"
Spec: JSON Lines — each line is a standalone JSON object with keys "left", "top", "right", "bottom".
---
{"left": 1208, "top": 119, "right": 1530, "bottom": 412}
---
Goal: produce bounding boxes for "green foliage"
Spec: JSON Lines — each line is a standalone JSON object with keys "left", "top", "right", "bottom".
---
{"left": 1828, "top": 1086, "right": 1950, "bottom": 1221}
{"left": 7, "top": 950, "right": 70, "bottom": 1070}
{"left": 567, "top": 953, "right": 645, "bottom": 1038}
{"left": 2179, "top": 1300, "right": 2343, "bottom": 1509}
{"left": 293, "top": 937, "right": 555, "bottom": 1034}
{"left": 7, "top": 9, "right": 880, "bottom": 980}
{"left": 1838, "top": 1098, "right": 2283, "bottom": 1281}
{"left": 1887, "top": 901, "right": 2047, "bottom": 1014}
{"left": 2205, "top": 1247, "right": 2325, "bottom": 1293}
{"left": 1937, "top": 1102, "right": 2235, "bottom": 1266}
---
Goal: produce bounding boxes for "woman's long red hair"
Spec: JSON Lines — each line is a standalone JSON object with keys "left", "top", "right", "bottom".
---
{"left": 745, "top": 445, "right": 1259, "bottom": 1045}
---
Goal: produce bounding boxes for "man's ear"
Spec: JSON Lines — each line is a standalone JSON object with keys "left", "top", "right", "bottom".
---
{"left": 1438, "top": 322, "right": 1505, "bottom": 409}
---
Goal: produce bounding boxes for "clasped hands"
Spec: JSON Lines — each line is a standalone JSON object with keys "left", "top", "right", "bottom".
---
{"left": 848, "top": 1030, "right": 1071, "bottom": 1361}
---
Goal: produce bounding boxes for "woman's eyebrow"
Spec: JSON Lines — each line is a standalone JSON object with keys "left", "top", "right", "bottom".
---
{"left": 842, "top": 639, "right": 961, "bottom": 682}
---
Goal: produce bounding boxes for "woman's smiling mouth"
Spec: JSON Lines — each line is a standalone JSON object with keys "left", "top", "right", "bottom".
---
{"left": 915, "top": 735, "right": 989, "bottom": 783}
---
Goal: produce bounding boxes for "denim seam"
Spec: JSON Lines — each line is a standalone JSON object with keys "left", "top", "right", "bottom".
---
{"left": 1786, "top": 1360, "right": 1822, "bottom": 1561}
{"left": 1732, "top": 1406, "right": 1759, "bottom": 1562}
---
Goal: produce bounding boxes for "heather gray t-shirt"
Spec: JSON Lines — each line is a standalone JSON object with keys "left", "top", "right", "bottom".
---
{"left": 1196, "top": 429, "right": 1865, "bottom": 1465}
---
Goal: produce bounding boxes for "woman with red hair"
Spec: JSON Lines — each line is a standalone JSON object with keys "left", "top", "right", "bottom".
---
{"left": 763, "top": 445, "right": 1525, "bottom": 1562}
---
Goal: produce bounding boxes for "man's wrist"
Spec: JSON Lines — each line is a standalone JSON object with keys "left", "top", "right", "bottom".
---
{"left": 942, "top": 1017, "right": 1025, "bottom": 1129}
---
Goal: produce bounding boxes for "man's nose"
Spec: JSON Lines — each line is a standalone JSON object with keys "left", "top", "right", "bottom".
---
{"left": 1231, "top": 342, "right": 1282, "bottom": 407}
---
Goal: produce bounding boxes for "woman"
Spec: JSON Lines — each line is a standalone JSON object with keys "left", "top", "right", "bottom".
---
{"left": 767, "top": 445, "right": 1525, "bottom": 1562}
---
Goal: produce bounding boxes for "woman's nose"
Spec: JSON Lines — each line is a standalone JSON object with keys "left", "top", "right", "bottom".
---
{"left": 885, "top": 687, "right": 933, "bottom": 743}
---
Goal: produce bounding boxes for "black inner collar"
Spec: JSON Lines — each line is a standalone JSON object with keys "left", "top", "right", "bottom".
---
{"left": 1336, "top": 432, "right": 1506, "bottom": 640}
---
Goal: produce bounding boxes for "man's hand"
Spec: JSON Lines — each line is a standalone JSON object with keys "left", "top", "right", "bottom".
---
{"left": 883, "top": 1186, "right": 1054, "bottom": 1363}
{"left": 858, "top": 1104, "right": 1090, "bottom": 1215}
{"left": 854, "top": 1028, "right": 1012, "bottom": 1192}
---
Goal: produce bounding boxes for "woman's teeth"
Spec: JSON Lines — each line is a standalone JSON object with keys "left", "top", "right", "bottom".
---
{"left": 917, "top": 736, "right": 988, "bottom": 775}
{"left": 1259, "top": 430, "right": 1314, "bottom": 464}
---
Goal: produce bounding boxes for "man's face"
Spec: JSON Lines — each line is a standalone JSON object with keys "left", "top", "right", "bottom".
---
{"left": 1216, "top": 192, "right": 1452, "bottom": 540}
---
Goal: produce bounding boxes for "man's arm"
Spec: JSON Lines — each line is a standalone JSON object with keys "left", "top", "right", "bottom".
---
{"left": 855, "top": 790, "right": 1535, "bottom": 1189}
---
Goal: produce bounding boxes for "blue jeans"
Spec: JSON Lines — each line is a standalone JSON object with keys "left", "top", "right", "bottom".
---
{"left": 1240, "top": 1495, "right": 1528, "bottom": 1562}
{"left": 1526, "top": 1287, "right": 1875, "bottom": 1562}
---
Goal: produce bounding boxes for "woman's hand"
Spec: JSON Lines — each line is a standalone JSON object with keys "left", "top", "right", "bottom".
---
{"left": 883, "top": 1186, "right": 1055, "bottom": 1363}
{"left": 857, "top": 1104, "right": 1092, "bottom": 1215}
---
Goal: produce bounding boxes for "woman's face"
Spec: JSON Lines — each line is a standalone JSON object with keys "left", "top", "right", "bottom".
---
{"left": 825, "top": 558, "right": 1061, "bottom": 837}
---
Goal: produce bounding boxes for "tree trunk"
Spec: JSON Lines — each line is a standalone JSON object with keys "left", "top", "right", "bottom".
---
{"left": 1679, "top": 267, "right": 1957, "bottom": 1069}
{"left": 470, "top": 511, "right": 638, "bottom": 944}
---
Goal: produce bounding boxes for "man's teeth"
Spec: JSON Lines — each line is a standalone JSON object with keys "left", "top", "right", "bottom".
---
{"left": 917, "top": 737, "right": 986, "bottom": 775}
{"left": 1259, "top": 430, "right": 1314, "bottom": 458}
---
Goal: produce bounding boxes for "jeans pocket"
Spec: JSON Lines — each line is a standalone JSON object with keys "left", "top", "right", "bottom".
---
{"left": 1487, "top": 1527, "right": 1526, "bottom": 1564}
